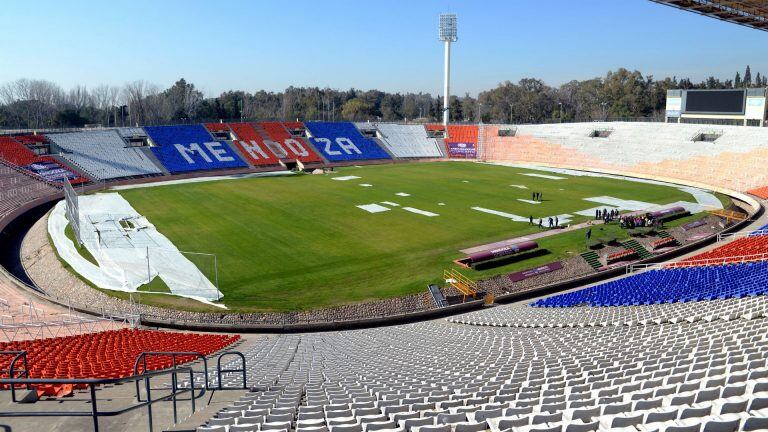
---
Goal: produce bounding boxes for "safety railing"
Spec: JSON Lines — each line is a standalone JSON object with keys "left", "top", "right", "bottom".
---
{"left": 627, "top": 252, "right": 768, "bottom": 273}
{"left": 0, "top": 366, "right": 198, "bottom": 432}
{"left": 443, "top": 269, "right": 478, "bottom": 301}
{"left": 133, "top": 351, "right": 209, "bottom": 402}
{"left": 718, "top": 229, "right": 768, "bottom": 241}
{"left": 216, "top": 351, "right": 247, "bottom": 390}
{"left": 0, "top": 350, "right": 29, "bottom": 402}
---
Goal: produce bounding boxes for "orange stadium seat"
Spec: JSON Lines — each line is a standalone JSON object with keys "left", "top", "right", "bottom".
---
{"left": 0, "top": 329, "right": 239, "bottom": 389}
{"left": 747, "top": 185, "right": 768, "bottom": 199}
{"left": 671, "top": 235, "right": 768, "bottom": 267}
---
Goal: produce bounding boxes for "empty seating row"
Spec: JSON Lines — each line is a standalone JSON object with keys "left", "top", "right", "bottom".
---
{"left": 444, "top": 125, "right": 478, "bottom": 158}
{"left": 672, "top": 234, "right": 768, "bottom": 266}
{"left": 260, "top": 122, "right": 324, "bottom": 163}
{"left": 144, "top": 125, "right": 248, "bottom": 173}
{"left": 532, "top": 261, "right": 768, "bottom": 308}
{"left": 0, "top": 329, "right": 239, "bottom": 382}
{"left": 483, "top": 122, "right": 768, "bottom": 192}
{"left": 0, "top": 136, "right": 88, "bottom": 184}
{"left": 198, "top": 313, "right": 768, "bottom": 432}
{"left": 450, "top": 295, "right": 767, "bottom": 328}
{"left": 372, "top": 124, "right": 444, "bottom": 158}
{"left": 0, "top": 160, "right": 60, "bottom": 219}
{"left": 481, "top": 125, "right": 518, "bottom": 162}
{"left": 46, "top": 130, "right": 162, "bottom": 180}
{"left": 204, "top": 123, "right": 281, "bottom": 166}
{"left": 750, "top": 223, "right": 768, "bottom": 235}
{"left": 747, "top": 185, "right": 768, "bottom": 199}
{"left": 305, "top": 122, "right": 391, "bottom": 162}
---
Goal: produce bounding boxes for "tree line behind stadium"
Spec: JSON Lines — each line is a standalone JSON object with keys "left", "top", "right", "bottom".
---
{"left": 1, "top": 65, "right": 766, "bottom": 130}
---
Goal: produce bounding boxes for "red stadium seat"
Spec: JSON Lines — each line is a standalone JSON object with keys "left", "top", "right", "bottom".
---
{"left": 228, "top": 122, "right": 282, "bottom": 166}
{"left": 671, "top": 235, "right": 768, "bottom": 266}
{"left": 260, "top": 122, "right": 323, "bottom": 163}
{"left": 748, "top": 185, "right": 768, "bottom": 199}
{"left": 0, "top": 329, "right": 239, "bottom": 389}
{"left": 205, "top": 122, "right": 282, "bottom": 166}
{"left": 0, "top": 136, "right": 88, "bottom": 184}
{"left": 204, "top": 122, "right": 230, "bottom": 132}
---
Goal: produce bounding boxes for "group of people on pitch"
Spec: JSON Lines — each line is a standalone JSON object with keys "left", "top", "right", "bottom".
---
{"left": 529, "top": 215, "right": 559, "bottom": 229}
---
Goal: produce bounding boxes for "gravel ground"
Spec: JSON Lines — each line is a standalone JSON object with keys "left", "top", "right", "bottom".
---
{"left": 478, "top": 256, "right": 595, "bottom": 296}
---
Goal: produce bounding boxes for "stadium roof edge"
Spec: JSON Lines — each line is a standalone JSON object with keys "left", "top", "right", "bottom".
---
{"left": 650, "top": 0, "right": 768, "bottom": 31}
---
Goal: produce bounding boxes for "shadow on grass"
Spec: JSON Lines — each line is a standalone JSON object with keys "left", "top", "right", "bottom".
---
{"left": 471, "top": 248, "right": 551, "bottom": 271}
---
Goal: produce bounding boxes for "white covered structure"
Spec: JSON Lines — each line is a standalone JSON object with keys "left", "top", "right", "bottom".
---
{"left": 49, "top": 193, "right": 222, "bottom": 304}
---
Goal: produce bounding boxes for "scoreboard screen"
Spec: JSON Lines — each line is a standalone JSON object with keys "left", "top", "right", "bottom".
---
{"left": 684, "top": 90, "right": 745, "bottom": 114}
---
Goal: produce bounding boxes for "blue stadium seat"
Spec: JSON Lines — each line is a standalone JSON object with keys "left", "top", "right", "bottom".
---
{"left": 305, "top": 122, "right": 391, "bottom": 162}
{"left": 531, "top": 261, "right": 768, "bottom": 307}
{"left": 749, "top": 223, "right": 768, "bottom": 236}
{"left": 144, "top": 125, "right": 247, "bottom": 173}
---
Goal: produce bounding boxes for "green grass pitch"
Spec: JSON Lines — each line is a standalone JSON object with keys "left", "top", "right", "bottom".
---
{"left": 113, "top": 162, "right": 711, "bottom": 312}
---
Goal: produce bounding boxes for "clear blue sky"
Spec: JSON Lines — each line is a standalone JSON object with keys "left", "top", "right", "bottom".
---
{"left": 1, "top": 0, "right": 766, "bottom": 97}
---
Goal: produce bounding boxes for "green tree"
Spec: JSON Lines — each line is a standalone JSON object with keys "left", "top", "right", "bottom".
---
{"left": 341, "top": 98, "right": 372, "bottom": 121}
{"left": 744, "top": 66, "right": 752, "bottom": 87}
{"left": 53, "top": 108, "right": 88, "bottom": 127}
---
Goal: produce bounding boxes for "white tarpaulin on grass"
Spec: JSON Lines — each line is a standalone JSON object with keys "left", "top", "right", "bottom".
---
{"left": 471, "top": 207, "right": 574, "bottom": 224}
{"left": 49, "top": 193, "right": 223, "bottom": 305}
{"left": 491, "top": 162, "right": 724, "bottom": 210}
{"left": 581, "top": 196, "right": 712, "bottom": 214}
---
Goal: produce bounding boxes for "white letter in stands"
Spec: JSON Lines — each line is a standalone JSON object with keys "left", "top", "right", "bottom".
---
{"left": 316, "top": 137, "right": 339, "bottom": 155}
{"left": 175, "top": 143, "right": 211, "bottom": 164}
{"left": 204, "top": 142, "right": 234, "bottom": 162}
{"left": 240, "top": 140, "right": 269, "bottom": 160}
{"left": 336, "top": 137, "right": 361, "bottom": 155}
{"left": 284, "top": 138, "right": 309, "bottom": 157}
{"left": 265, "top": 140, "right": 288, "bottom": 158}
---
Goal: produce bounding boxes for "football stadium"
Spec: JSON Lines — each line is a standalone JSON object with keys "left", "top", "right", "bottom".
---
{"left": 0, "top": 1, "right": 768, "bottom": 431}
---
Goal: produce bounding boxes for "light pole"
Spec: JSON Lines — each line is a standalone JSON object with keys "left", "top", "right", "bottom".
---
{"left": 478, "top": 103, "right": 484, "bottom": 124}
{"left": 439, "top": 14, "right": 457, "bottom": 127}
{"left": 558, "top": 102, "right": 563, "bottom": 123}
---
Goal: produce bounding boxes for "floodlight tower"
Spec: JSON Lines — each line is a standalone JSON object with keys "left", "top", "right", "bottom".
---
{"left": 439, "top": 13, "right": 457, "bottom": 126}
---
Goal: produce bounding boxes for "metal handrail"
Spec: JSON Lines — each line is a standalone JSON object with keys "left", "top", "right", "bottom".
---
{"left": 628, "top": 252, "right": 768, "bottom": 272}
{"left": 216, "top": 351, "right": 247, "bottom": 390}
{"left": 0, "top": 350, "right": 29, "bottom": 402}
{"left": 718, "top": 229, "right": 768, "bottom": 241}
{"left": 133, "top": 351, "right": 208, "bottom": 402}
{"left": 0, "top": 366, "right": 197, "bottom": 432}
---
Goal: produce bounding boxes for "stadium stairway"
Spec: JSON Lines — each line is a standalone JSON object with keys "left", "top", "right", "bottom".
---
{"left": 138, "top": 146, "right": 172, "bottom": 175}
{"left": 225, "top": 138, "right": 261, "bottom": 170}
{"left": 251, "top": 123, "right": 293, "bottom": 163}
{"left": 580, "top": 251, "right": 602, "bottom": 271}
{"left": 655, "top": 230, "right": 680, "bottom": 248}
{"left": 259, "top": 122, "right": 325, "bottom": 165}
{"left": 305, "top": 121, "right": 392, "bottom": 162}
{"left": 621, "top": 239, "right": 654, "bottom": 260}
{"left": 225, "top": 123, "right": 283, "bottom": 167}
{"left": 370, "top": 135, "right": 397, "bottom": 160}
